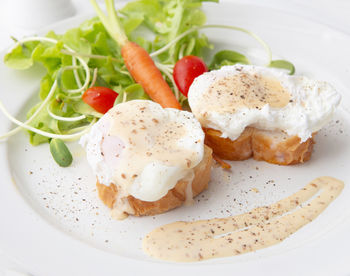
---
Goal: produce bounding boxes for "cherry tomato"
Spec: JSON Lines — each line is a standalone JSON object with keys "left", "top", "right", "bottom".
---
{"left": 82, "top": 87, "right": 119, "bottom": 114}
{"left": 173, "top": 55, "right": 208, "bottom": 97}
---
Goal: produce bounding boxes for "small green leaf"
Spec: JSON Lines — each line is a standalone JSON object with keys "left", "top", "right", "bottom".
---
{"left": 31, "top": 42, "right": 63, "bottom": 74}
{"left": 50, "top": 139, "right": 73, "bottom": 167}
{"left": 94, "top": 74, "right": 110, "bottom": 87}
{"left": 39, "top": 74, "right": 54, "bottom": 100}
{"left": 4, "top": 41, "right": 39, "bottom": 70}
{"left": 30, "top": 128, "right": 51, "bottom": 145}
{"left": 114, "top": 84, "right": 150, "bottom": 105}
{"left": 58, "top": 119, "right": 90, "bottom": 133}
{"left": 121, "top": 14, "right": 144, "bottom": 35}
{"left": 134, "top": 36, "right": 153, "bottom": 53}
{"left": 269, "top": 60, "right": 295, "bottom": 75}
{"left": 26, "top": 102, "right": 59, "bottom": 145}
{"left": 209, "top": 50, "right": 249, "bottom": 70}
{"left": 62, "top": 28, "right": 92, "bottom": 63}
{"left": 72, "top": 101, "right": 104, "bottom": 118}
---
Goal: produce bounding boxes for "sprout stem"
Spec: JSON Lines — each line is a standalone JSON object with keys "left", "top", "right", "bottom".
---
{"left": 0, "top": 100, "right": 96, "bottom": 141}
{"left": 0, "top": 80, "right": 58, "bottom": 140}
{"left": 46, "top": 105, "right": 86, "bottom": 122}
{"left": 90, "top": 0, "right": 128, "bottom": 47}
{"left": 150, "top": 24, "right": 272, "bottom": 65}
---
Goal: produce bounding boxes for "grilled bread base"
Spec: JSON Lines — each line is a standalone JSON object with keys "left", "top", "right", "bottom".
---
{"left": 204, "top": 127, "right": 315, "bottom": 165}
{"left": 96, "top": 145, "right": 213, "bottom": 217}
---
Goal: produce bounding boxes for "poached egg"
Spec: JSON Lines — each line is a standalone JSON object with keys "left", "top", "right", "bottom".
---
{"left": 188, "top": 64, "right": 341, "bottom": 142}
{"left": 80, "top": 100, "right": 204, "bottom": 202}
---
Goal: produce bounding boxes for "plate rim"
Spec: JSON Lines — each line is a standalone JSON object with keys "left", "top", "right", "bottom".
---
{"left": 1, "top": 2, "right": 350, "bottom": 276}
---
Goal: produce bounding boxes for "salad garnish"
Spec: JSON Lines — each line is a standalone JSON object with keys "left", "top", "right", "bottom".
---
{"left": 1, "top": 0, "right": 295, "bottom": 166}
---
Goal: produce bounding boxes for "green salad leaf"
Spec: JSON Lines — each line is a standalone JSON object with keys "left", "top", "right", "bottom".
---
{"left": 72, "top": 101, "right": 104, "bottom": 118}
{"left": 269, "top": 59, "right": 295, "bottom": 75}
{"left": 26, "top": 102, "right": 59, "bottom": 145}
{"left": 4, "top": 41, "right": 39, "bottom": 70}
{"left": 115, "top": 84, "right": 150, "bottom": 105}
{"left": 209, "top": 50, "right": 249, "bottom": 70}
{"left": 120, "top": 0, "right": 215, "bottom": 63}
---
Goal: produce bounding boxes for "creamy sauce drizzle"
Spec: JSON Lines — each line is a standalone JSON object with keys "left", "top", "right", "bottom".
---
{"left": 184, "top": 171, "right": 195, "bottom": 206}
{"left": 143, "top": 176, "right": 343, "bottom": 262}
{"left": 204, "top": 73, "right": 291, "bottom": 113}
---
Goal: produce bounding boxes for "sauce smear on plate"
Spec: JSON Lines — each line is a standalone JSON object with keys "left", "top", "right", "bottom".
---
{"left": 143, "top": 176, "right": 343, "bottom": 262}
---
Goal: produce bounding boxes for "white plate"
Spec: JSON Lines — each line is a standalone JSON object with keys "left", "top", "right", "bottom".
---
{"left": 1, "top": 2, "right": 350, "bottom": 276}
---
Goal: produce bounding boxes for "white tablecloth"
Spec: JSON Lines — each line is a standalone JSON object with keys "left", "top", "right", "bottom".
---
{"left": 0, "top": 0, "right": 349, "bottom": 275}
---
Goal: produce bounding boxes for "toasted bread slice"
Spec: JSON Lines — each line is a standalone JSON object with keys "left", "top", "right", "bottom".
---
{"left": 252, "top": 129, "right": 315, "bottom": 165}
{"left": 96, "top": 145, "right": 213, "bottom": 217}
{"left": 204, "top": 127, "right": 315, "bottom": 165}
{"left": 204, "top": 127, "right": 254, "bottom": 161}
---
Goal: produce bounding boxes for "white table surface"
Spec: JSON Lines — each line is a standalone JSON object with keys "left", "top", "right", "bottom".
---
{"left": 0, "top": 0, "right": 349, "bottom": 275}
{"left": 1, "top": 0, "right": 350, "bottom": 48}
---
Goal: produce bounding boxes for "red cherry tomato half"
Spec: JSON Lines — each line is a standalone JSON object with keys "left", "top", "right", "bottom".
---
{"left": 173, "top": 55, "right": 208, "bottom": 97}
{"left": 82, "top": 87, "right": 119, "bottom": 114}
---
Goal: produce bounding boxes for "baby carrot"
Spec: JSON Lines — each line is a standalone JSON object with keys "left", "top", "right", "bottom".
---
{"left": 90, "top": 0, "right": 182, "bottom": 110}
{"left": 121, "top": 41, "right": 181, "bottom": 109}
